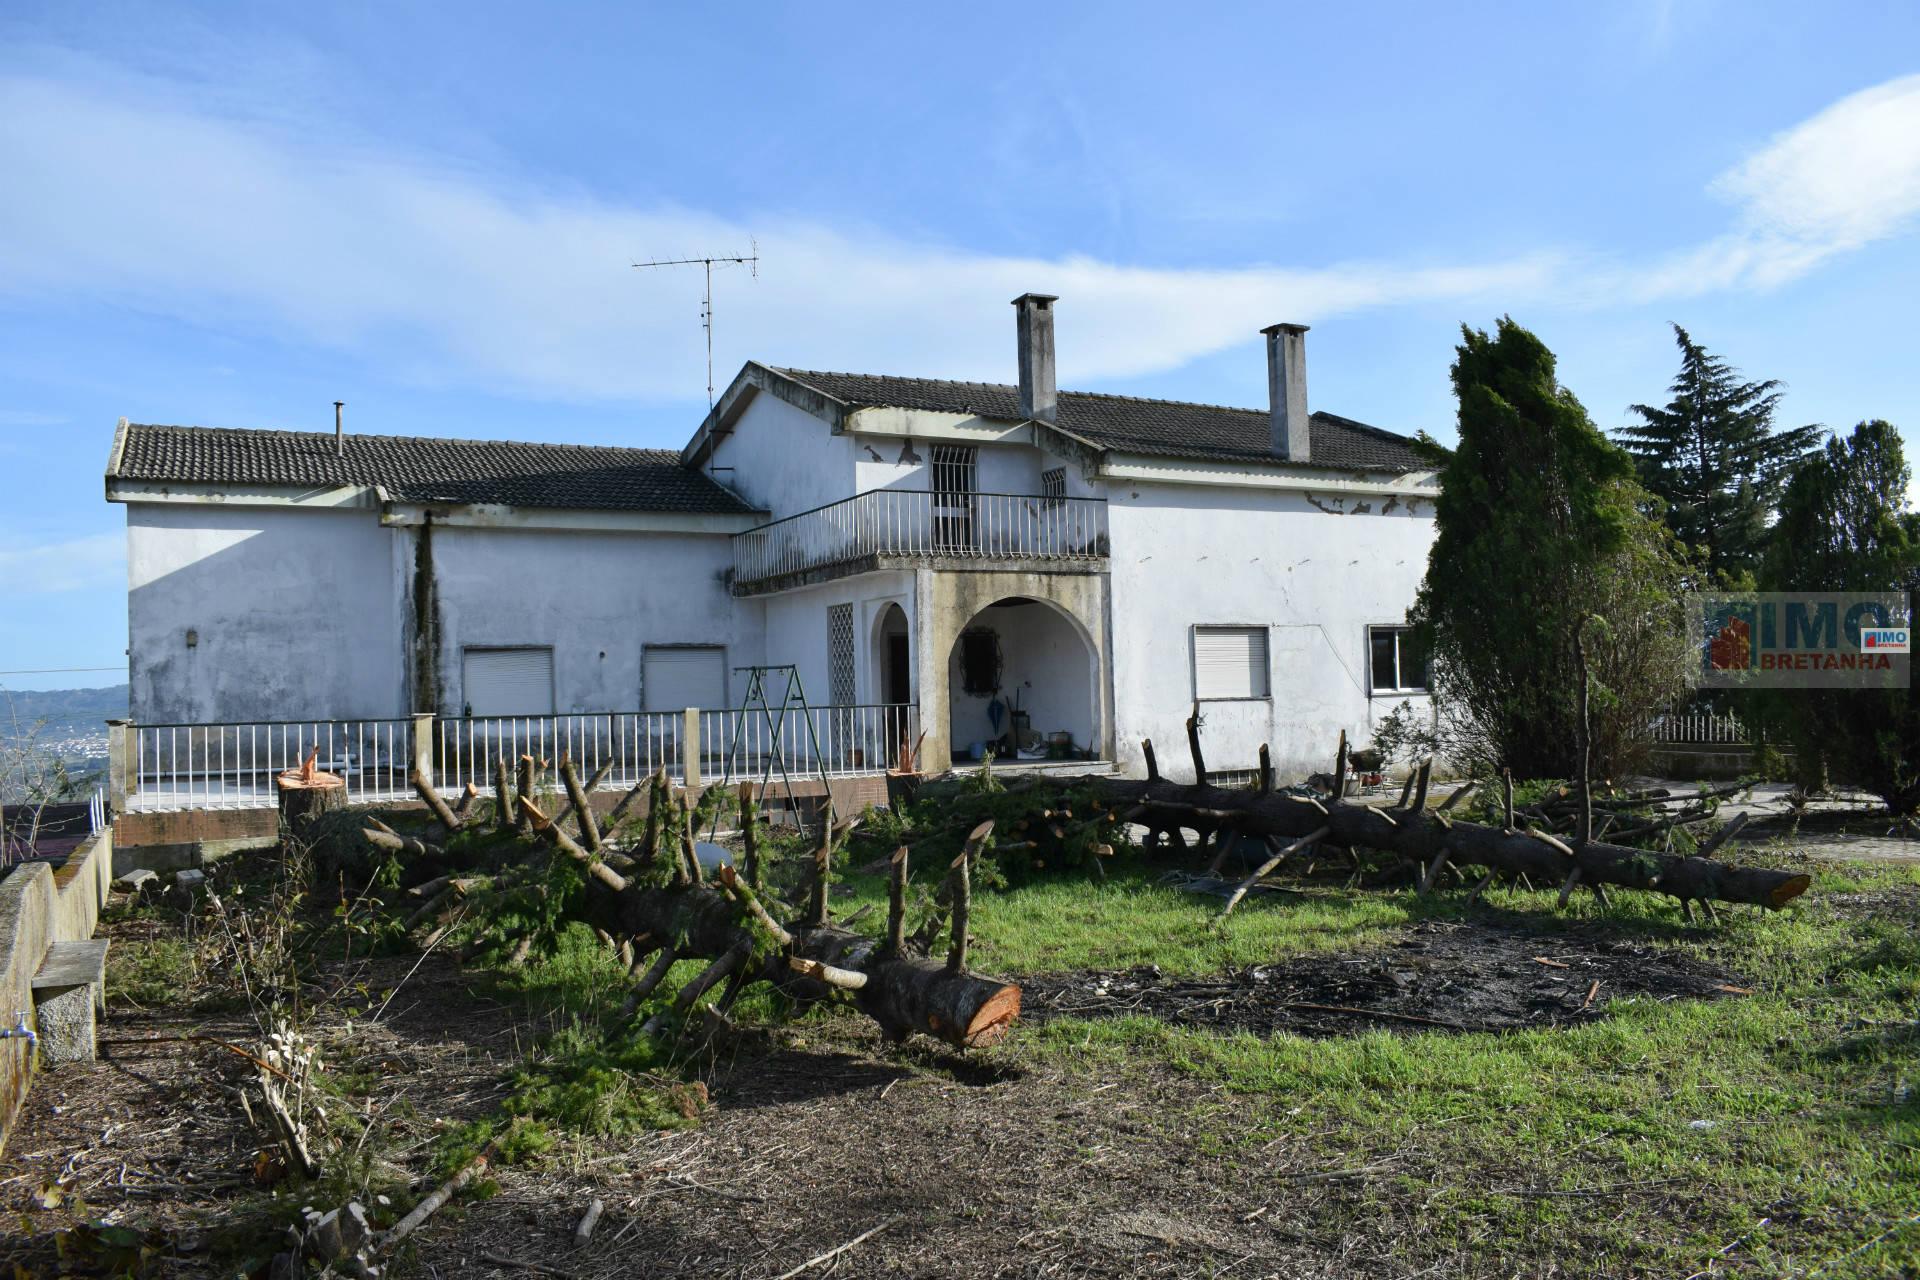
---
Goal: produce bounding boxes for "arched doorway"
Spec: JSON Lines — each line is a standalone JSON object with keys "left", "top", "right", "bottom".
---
{"left": 946, "top": 596, "right": 1098, "bottom": 762}
{"left": 872, "top": 603, "right": 912, "bottom": 706}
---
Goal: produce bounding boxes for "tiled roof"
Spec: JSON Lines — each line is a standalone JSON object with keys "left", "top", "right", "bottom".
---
{"left": 113, "top": 424, "right": 760, "bottom": 515}
{"left": 772, "top": 369, "right": 1430, "bottom": 473}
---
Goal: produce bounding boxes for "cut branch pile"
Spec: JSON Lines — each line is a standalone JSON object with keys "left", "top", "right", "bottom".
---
{"left": 371, "top": 763, "right": 1020, "bottom": 1050}
{"left": 1112, "top": 718, "right": 1808, "bottom": 923}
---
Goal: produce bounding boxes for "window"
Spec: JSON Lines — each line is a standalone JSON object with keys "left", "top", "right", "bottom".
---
{"left": 931, "top": 445, "right": 978, "bottom": 551}
{"left": 1192, "top": 625, "right": 1270, "bottom": 700}
{"left": 1369, "top": 626, "right": 1430, "bottom": 693}
{"left": 1040, "top": 467, "right": 1067, "bottom": 507}
{"left": 827, "top": 604, "right": 856, "bottom": 705}
{"left": 462, "top": 647, "right": 554, "bottom": 717}
{"left": 643, "top": 645, "right": 728, "bottom": 712}
{"left": 957, "top": 627, "right": 1002, "bottom": 696}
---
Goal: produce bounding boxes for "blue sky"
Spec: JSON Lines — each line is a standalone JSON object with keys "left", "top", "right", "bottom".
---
{"left": 3, "top": 2, "right": 1919, "bottom": 692}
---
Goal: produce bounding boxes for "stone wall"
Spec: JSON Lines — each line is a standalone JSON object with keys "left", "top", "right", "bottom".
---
{"left": 0, "top": 825, "right": 114, "bottom": 1154}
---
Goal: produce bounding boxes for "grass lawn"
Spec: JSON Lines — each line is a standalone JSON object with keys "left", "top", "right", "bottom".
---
{"left": 959, "top": 858, "right": 1920, "bottom": 1275}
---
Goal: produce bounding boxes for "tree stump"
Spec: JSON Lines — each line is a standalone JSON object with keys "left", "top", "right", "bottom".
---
{"left": 277, "top": 749, "right": 347, "bottom": 839}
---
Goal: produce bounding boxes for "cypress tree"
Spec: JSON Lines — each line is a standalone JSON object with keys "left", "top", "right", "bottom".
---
{"left": 1619, "top": 324, "right": 1822, "bottom": 581}
{"left": 1414, "top": 318, "right": 1688, "bottom": 778}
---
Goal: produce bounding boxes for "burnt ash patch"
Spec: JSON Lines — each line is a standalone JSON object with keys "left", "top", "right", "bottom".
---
{"left": 1021, "top": 919, "right": 1752, "bottom": 1036}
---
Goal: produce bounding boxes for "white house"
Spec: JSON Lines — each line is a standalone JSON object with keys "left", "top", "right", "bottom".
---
{"left": 106, "top": 294, "right": 1439, "bottom": 785}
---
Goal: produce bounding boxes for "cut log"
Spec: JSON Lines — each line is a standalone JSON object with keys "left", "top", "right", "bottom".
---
{"left": 494, "top": 755, "right": 517, "bottom": 832}
{"left": 276, "top": 750, "right": 346, "bottom": 837}
{"left": 739, "top": 783, "right": 762, "bottom": 890}
{"left": 559, "top": 757, "right": 603, "bottom": 852}
{"left": 411, "top": 769, "right": 464, "bottom": 833}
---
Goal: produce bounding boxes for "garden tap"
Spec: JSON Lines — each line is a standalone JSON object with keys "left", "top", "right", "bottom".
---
{"left": 0, "top": 1011, "right": 35, "bottom": 1045}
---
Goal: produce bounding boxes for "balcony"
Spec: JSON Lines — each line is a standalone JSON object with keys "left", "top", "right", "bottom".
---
{"left": 731, "top": 489, "right": 1109, "bottom": 593}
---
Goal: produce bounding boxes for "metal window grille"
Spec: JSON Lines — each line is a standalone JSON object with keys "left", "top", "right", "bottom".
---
{"left": 1041, "top": 467, "right": 1066, "bottom": 507}
{"left": 827, "top": 604, "right": 856, "bottom": 705}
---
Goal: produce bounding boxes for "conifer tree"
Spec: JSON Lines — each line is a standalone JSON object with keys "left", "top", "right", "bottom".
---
{"left": 1751, "top": 420, "right": 1920, "bottom": 813}
{"left": 1414, "top": 318, "right": 1689, "bottom": 778}
{"left": 1619, "top": 324, "right": 1822, "bottom": 581}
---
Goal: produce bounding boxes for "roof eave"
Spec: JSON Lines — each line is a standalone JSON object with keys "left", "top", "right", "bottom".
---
{"left": 682, "top": 362, "right": 855, "bottom": 468}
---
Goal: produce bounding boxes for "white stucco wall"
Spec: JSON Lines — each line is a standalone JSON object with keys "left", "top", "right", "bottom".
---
{"left": 126, "top": 503, "right": 756, "bottom": 723}
{"left": 757, "top": 571, "right": 916, "bottom": 709}
{"left": 126, "top": 503, "right": 404, "bottom": 723}
{"left": 420, "top": 523, "right": 756, "bottom": 716}
{"left": 1105, "top": 481, "right": 1437, "bottom": 782}
{"left": 708, "top": 393, "right": 858, "bottom": 519}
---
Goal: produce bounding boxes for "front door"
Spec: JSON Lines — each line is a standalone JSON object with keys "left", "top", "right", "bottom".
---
{"left": 886, "top": 633, "right": 911, "bottom": 704}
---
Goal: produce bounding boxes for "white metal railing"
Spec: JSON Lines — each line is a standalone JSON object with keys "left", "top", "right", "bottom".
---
{"left": 733, "top": 489, "right": 1108, "bottom": 586}
{"left": 125, "top": 705, "right": 915, "bottom": 812}
{"left": 131, "top": 718, "right": 414, "bottom": 811}
{"left": 699, "top": 704, "right": 920, "bottom": 781}
{"left": 1649, "top": 705, "right": 1748, "bottom": 745}
{"left": 434, "top": 711, "right": 686, "bottom": 795}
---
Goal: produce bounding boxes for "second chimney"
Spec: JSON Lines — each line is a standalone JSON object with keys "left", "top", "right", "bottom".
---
{"left": 1013, "top": 293, "right": 1058, "bottom": 423}
{"left": 1263, "top": 323, "right": 1310, "bottom": 462}
{"left": 333, "top": 400, "right": 346, "bottom": 458}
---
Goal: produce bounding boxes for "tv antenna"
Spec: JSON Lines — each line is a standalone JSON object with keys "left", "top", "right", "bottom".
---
{"left": 633, "top": 240, "right": 758, "bottom": 407}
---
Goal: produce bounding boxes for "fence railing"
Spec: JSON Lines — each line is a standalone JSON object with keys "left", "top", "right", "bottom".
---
{"left": 1649, "top": 705, "right": 1748, "bottom": 745}
{"left": 124, "top": 704, "right": 915, "bottom": 812}
{"left": 733, "top": 489, "right": 1108, "bottom": 587}
{"left": 131, "top": 718, "right": 416, "bottom": 812}
{"left": 434, "top": 711, "right": 686, "bottom": 796}
{"left": 699, "top": 704, "right": 920, "bottom": 780}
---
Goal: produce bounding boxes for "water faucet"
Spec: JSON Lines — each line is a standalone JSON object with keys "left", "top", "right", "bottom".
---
{"left": 0, "top": 1012, "right": 35, "bottom": 1045}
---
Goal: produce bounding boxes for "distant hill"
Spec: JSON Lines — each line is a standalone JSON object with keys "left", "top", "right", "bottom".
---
{"left": 0, "top": 684, "right": 128, "bottom": 737}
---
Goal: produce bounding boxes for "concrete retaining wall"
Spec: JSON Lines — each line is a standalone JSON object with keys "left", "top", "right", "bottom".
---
{"left": 0, "top": 824, "right": 114, "bottom": 1154}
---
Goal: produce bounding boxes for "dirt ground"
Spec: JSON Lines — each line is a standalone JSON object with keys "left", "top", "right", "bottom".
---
{"left": 0, "top": 892, "right": 1776, "bottom": 1280}
{"left": 1021, "top": 916, "right": 1751, "bottom": 1036}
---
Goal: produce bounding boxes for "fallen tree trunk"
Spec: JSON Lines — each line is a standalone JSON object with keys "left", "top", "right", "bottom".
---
{"left": 504, "top": 792, "right": 1019, "bottom": 1049}
{"left": 1106, "top": 733, "right": 1808, "bottom": 914}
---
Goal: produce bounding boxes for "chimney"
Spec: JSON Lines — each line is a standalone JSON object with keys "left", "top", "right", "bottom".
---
{"left": 1262, "top": 324, "right": 1310, "bottom": 462}
{"left": 333, "top": 401, "right": 345, "bottom": 458}
{"left": 1012, "top": 293, "right": 1058, "bottom": 423}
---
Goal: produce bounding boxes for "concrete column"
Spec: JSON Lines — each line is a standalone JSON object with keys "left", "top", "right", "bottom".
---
{"left": 105, "top": 720, "right": 131, "bottom": 814}
{"left": 410, "top": 712, "right": 435, "bottom": 782}
{"left": 682, "top": 708, "right": 702, "bottom": 790}
{"left": 912, "top": 569, "right": 952, "bottom": 772}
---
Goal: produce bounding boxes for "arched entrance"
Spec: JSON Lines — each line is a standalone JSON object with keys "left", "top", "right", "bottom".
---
{"left": 871, "top": 603, "right": 912, "bottom": 706}
{"left": 946, "top": 596, "right": 1098, "bottom": 763}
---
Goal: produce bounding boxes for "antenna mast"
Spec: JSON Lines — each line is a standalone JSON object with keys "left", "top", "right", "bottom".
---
{"left": 633, "top": 241, "right": 759, "bottom": 407}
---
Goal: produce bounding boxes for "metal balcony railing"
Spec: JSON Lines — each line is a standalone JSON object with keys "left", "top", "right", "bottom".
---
{"left": 732, "top": 489, "right": 1108, "bottom": 588}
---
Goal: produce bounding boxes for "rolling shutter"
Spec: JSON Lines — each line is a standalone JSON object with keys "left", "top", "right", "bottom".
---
{"left": 1193, "top": 626, "right": 1270, "bottom": 700}
{"left": 463, "top": 647, "right": 555, "bottom": 716}
{"left": 644, "top": 646, "right": 728, "bottom": 712}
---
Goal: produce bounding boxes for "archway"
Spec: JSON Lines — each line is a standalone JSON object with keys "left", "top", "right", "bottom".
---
{"left": 871, "top": 602, "right": 912, "bottom": 706}
{"left": 946, "top": 596, "right": 1098, "bottom": 763}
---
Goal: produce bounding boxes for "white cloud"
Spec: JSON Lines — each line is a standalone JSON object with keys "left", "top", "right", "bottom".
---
{"left": 0, "top": 69, "right": 1917, "bottom": 403}
{"left": 1714, "top": 75, "right": 1920, "bottom": 257}
{"left": 0, "top": 533, "right": 124, "bottom": 595}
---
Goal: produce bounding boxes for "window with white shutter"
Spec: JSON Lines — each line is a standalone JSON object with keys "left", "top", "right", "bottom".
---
{"left": 643, "top": 646, "right": 728, "bottom": 712}
{"left": 1192, "top": 626, "right": 1270, "bottom": 701}
{"left": 462, "top": 647, "right": 555, "bottom": 717}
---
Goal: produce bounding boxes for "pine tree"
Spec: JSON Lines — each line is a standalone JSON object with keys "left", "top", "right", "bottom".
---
{"left": 1619, "top": 325, "right": 1822, "bottom": 581}
{"left": 1413, "top": 318, "right": 1690, "bottom": 778}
